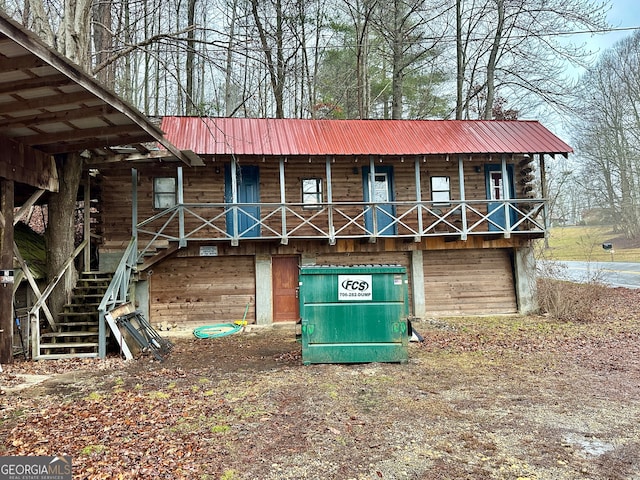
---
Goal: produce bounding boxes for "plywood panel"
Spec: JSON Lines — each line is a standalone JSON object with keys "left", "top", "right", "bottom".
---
{"left": 423, "top": 249, "right": 516, "bottom": 315}
{"left": 149, "top": 255, "right": 255, "bottom": 327}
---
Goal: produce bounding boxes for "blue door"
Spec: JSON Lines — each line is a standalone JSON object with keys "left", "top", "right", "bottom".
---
{"left": 225, "top": 164, "right": 260, "bottom": 237}
{"left": 485, "top": 164, "right": 516, "bottom": 231}
{"left": 362, "top": 166, "right": 396, "bottom": 235}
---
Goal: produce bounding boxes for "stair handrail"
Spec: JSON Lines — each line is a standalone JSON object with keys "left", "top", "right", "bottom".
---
{"left": 97, "top": 237, "right": 138, "bottom": 358}
{"left": 28, "top": 239, "right": 88, "bottom": 359}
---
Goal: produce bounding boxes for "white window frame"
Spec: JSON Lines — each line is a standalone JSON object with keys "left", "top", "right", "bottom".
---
{"left": 430, "top": 176, "right": 451, "bottom": 205}
{"left": 302, "top": 178, "right": 323, "bottom": 209}
{"left": 153, "top": 177, "right": 177, "bottom": 209}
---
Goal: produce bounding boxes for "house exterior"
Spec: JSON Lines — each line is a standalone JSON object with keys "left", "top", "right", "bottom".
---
{"left": 92, "top": 117, "right": 572, "bottom": 330}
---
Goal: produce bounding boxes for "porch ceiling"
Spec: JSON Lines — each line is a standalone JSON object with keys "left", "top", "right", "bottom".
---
{"left": 161, "top": 117, "right": 573, "bottom": 158}
{"left": 0, "top": 12, "right": 197, "bottom": 165}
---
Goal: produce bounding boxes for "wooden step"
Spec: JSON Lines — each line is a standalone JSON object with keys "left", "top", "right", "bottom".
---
{"left": 40, "top": 341, "right": 99, "bottom": 348}
{"left": 36, "top": 353, "right": 99, "bottom": 360}
{"left": 58, "top": 312, "right": 99, "bottom": 319}
{"left": 42, "top": 331, "right": 98, "bottom": 339}
{"left": 56, "top": 322, "right": 98, "bottom": 328}
{"left": 63, "top": 303, "right": 101, "bottom": 310}
{"left": 70, "top": 293, "right": 104, "bottom": 299}
{"left": 36, "top": 270, "right": 113, "bottom": 360}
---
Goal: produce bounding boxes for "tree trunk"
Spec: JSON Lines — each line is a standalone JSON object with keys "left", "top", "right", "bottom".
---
{"left": 186, "top": 0, "right": 197, "bottom": 115}
{"left": 483, "top": 0, "right": 504, "bottom": 119}
{"left": 93, "top": 0, "right": 115, "bottom": 88}
{"left": 224, "top": 0, "right": 239, "bottom": 116}
{"left": 455, "top": 0, "right": 464, "bottom": 120}
{"left": 250, "top": 0, "right": 285, "bottom": 118}
{"left": 45, "top": 155, "right": 82, "bottom": 323}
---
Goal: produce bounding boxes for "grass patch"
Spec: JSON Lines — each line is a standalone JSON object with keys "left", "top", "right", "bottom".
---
{"left": 545, "top": 226, "right": 640, "bottom": 261}
{"left": 148, "top": 390, "right": 170, "bottom": 400}
{"left": 85, "top": 392, "right": 104, "bottom": 402}
{"left": 80, "top": 444, "right": 106, "bottom": 456}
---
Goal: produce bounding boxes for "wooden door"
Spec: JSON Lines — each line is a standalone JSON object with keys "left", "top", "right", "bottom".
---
{"left": 272, "top": 256, "right": 300, "bottom": 322}
{"left": 485, "top": 164, "right": 515, "bottom": 231}
{"left": 225, "top": 164, "right": 260, "bottom": 237}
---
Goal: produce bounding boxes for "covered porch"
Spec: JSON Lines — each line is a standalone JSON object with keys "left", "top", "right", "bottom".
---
{"left": 133, "top": 152, "right": 549, "bottom": 261}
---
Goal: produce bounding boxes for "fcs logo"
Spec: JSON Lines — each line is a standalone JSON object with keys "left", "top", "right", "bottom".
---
{"left": 341, "top": 279, "right": 369, "bottom": 291}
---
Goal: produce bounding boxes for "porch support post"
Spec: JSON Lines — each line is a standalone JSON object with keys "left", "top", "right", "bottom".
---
{"left": 410, "top": 250, "right": 426, "bottom": 319}
{"left": 0, "top": 179, "right": 14, "bottom": 363}
{"left": 414, "top": 156, "right": 423, "bottom": 241}
{"left": 513, "top": 245, "right": 538, "bottom": 314}
{"left": 255, "top": 254, "right": 272, "bottom": 325}
{"left": 231, "top": 156, "right": 239, "bottom": 246}
{"left": 501, "top": 154, "right": 511, "bottom": 238}
{"left": 539, "top": 153, "right": 549, "bottom": 243}
{"left": 83, "top": 174, "right": 91, "bottom": 270}
{"left": 457, "top": 156, "right": 468, "bottom": 240}
{"left": 177, "top": 166, "right": 186, "bottom": 247}
{"left": 368, "top": 155, "right": 377, "bottom": 240}
{"left": 132, "top": 168, "right": 138, "bottom": 244}
{"left": 279, "top": 157, "right": 288, "bottom": 245}
{"left": 326, "top": 156, "right": 335, "bottom": 245}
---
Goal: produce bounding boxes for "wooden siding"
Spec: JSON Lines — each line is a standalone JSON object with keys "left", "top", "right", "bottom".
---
{"left": 423, "top": 249, "right": 517, "bottom": 315}
{"left": 97, "top": 154, "right": 536, "bottom": 252}
{"left": 149, "top": 255, "right": 255, "bottom": 326}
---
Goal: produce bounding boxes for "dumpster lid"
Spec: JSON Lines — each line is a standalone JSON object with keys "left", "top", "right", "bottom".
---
{"left": 299, "top": 264, "right": 406, "bottom": 274}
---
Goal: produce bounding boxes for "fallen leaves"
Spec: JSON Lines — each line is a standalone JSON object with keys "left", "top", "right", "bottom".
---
{"left": 1, "top": 284, "right": 640, "bottom": 479}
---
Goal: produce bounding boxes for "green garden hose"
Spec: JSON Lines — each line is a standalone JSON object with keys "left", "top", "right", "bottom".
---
{"left": 192, "top": 302, "right": 251, "bottom": 339}
{"left": 193, "top": 323, "right": 243, "bottom": 339}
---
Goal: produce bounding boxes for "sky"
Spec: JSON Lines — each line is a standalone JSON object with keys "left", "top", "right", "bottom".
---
{"left": 537, "top": 0, "right": 640, "bottom": 141}
{"left": 578, "top": 0, "right": 640, "bottom": 61}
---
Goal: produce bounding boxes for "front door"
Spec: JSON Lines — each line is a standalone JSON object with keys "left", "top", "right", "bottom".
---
{"left": 362, "top": 166, "right": 396, "bottom": 235}
{"left": 272, "top": 256, "right": 300, "bottom": 322}
{"left": 485, "top": 164, "right": 515, "bottom": 231}
{"left": 225, "top": 165, "right": 260, "bottom": 237}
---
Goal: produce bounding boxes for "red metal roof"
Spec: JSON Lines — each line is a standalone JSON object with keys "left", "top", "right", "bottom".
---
{"left": 160, "top": 117, "right": 573, "bottom": 157}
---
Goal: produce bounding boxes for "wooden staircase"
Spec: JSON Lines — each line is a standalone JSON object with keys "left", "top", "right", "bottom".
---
{"left": 38, "top": 271, "right": 113, "bottom": 359}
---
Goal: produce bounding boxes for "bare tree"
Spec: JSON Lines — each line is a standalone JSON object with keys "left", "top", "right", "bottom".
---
{"left": 454, "top": 0, "right": 609, "bottom": 119}
{"left": 574, "top": 31, "right": 640, "bottom": 238}
{"left": 370, "top": 0, "right": 447, "bottom": 119}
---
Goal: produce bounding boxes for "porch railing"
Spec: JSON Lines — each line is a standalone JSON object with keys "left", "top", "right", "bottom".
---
{"left": 135, "top": 198, "right": 546, "bottom": 256}
{"left": 97, "top": 237, "right": 138, "bottom": 358}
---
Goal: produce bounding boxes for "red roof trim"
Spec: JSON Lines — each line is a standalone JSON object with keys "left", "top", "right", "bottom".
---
{"left": 161, "top": 117, "right": 573, "bottom": 157}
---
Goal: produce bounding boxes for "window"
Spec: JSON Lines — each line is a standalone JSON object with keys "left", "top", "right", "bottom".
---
{"left": 302, "top": 178, "right": 323, "bottom": 208}
{"left": 373, "top": 174, "right": 390, "bottom": 202}
{"left": 430, "top": 176, "right": 450, "bottom": 204}
{"left": 153, "top": 177, "right": 177, "bottom": 209}
{"left": 489, "top": 171, "right": 503, "bottom": 200}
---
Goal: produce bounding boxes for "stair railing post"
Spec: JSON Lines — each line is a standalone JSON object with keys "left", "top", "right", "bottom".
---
{"left": 132, "top": 168, "right": 138, "bottom": 247}
{"left": 30, "top": 311, "right": 39, "bottom": 360}
{"left": 98, "top": 310, "right": 106, "bottom": 358}
{"left": 177, "top": 166, "right": 186, "bottom": 247}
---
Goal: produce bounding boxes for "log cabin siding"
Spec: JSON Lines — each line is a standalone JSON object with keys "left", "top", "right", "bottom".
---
{"left": 423, "top": 249, "right": 517, "bottom": 315}
{"left": 95, "top": 155, "right": 535, "bottom": 324}
{"left": 99, "top": 155, "right": 528, "bottom": 252}
{"left": 149, "top": 255, "right": 255, "bottom": 326}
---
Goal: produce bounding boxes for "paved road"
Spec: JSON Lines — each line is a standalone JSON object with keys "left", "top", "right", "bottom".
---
{"left": 538, "top": 260, "right": 640, "bottom": 289}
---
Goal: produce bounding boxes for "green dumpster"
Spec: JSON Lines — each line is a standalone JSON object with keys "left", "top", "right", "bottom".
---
{"left": 298, "top": 265, "right": 409, "bottom": 365}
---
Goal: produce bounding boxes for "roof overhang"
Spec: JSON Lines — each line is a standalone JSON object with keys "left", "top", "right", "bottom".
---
{"left": 160, "top": 117, "right": 573, "bottom": 159}
{"left": 0, "top": 12, "right": 203, "bottom": 173}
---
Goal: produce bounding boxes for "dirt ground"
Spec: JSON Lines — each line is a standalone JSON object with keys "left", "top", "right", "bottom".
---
{"left": 1, "top": 285, "right": 640, "bottom": 480}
